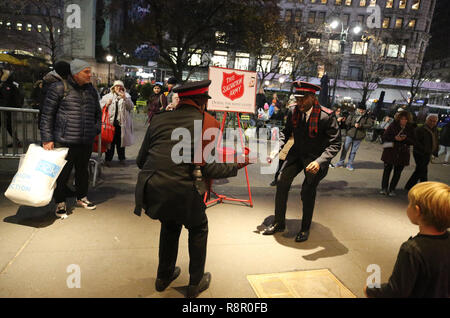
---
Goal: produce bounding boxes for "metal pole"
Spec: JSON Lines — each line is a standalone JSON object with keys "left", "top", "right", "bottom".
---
{"left": 108, "top": 63, "right": 111, "bottom": 86}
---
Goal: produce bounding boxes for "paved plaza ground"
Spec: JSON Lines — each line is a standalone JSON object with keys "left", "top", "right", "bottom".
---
{"left": 0, "top": 116, "right": 449, "bottom": 298}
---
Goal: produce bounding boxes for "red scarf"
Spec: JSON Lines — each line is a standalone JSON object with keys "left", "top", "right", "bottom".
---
{"left": 292, "top": 100, "right": 321, "bottom": 138}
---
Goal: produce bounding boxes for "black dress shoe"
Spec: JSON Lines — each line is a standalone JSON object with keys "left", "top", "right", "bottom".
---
{"left": 262, "top": 222, "right": 285, "bottom": 235}
{"left": 186, "top": 272, "right": 211, "bottom": 298}
{"left": 155, "top": 266, "right": 181, "bottom": 292}
{"left": 295, "top": 231, "right": 310, "bottom": 242}
{"left": 270, "top": 180, "right": 277, "bottom": 186}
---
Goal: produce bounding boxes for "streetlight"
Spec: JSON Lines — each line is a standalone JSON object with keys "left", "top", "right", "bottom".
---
{"left": 328, "top": 19, "right": 363, "bottom": 105}
{"left": 106, "top": 54, "right": 114, "bottom": 86}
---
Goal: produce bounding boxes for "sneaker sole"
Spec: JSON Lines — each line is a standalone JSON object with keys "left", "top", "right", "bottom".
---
{"left": 77, "top": 203, "right": 96, "bottom": 210}
{"left": 55, "top": 212, "right": 68, "bottom": 219}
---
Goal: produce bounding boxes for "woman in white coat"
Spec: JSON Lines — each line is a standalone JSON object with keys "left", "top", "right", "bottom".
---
{"left": 100, "top": 80, "right": 135, "bottom": 166}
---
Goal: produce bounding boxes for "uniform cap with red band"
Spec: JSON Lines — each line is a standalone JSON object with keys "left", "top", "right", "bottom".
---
{"left": 293, "top": 81, "right": 321, "bottom": 97}
{"left": 173, "top": 80, "right": 212, "bottom": 99}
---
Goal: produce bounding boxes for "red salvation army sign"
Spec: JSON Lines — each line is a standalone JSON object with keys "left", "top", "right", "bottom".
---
{"left": 208, "top": 66, "right": 257, "bottom": 113}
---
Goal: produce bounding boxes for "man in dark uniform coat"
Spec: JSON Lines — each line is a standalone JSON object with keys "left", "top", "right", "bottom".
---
{"left": 263, "top": 81, "right": 341, "bottom": 242}
{"left": 134, "top": 80, "right": 250, "bottom": 298}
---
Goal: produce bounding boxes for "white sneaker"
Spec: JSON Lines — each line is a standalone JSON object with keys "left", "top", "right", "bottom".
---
{"left": 77, "top": 197, "right": 96, "bottom": 210}
{"left": 55, "top": 202, "right": 68, "bottom": 219}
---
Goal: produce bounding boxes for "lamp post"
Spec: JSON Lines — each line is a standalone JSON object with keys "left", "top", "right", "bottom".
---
{"left": 329, "top": 19, "right": 362, "bottom": 106}
{"left": 106, "top": 54, "right": 113, "bottom": 86}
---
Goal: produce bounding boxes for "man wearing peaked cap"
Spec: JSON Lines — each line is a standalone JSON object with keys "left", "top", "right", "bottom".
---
{"left": 134, "top": 80, "right": 251, "bottom": 298}
{"left": 263, "top": 80, "right": 341, "bottom": 242}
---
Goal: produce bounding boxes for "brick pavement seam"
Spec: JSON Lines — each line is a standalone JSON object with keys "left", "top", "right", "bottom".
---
{"left": 0, "top": 229, "right": 38, "bottom": 275}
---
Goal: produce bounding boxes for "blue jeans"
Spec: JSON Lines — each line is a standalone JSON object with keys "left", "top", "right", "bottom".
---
{"left": 337, "top": 136, "right": 362, "bottom": 166}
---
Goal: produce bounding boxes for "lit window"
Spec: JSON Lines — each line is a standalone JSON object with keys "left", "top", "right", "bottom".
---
{"left": 385, "top": 0, "right": 393, "bottom": 8}
{"left": 16, "top": 23, "right": 23, "bottom": 31}
{"left": 6, "top": 22, "right": 11, "bottom": 30}
{"left": 399, "top": 45, "right": 406, "bottom": 58}
{"left": 328, "top": 39, "right": 341, "bottom": 53}
{"left": 188, "top": 49, "right": 202, "bottom": 66}
{"left": 321, "top": 0, "right": 328, "bottom": 4}
{"left": 368, "top": 0, "right": 377, "bottom": 6}
{"left": 412, "top": 0, "right": 420, "bottom": 10}
{"left": 395, "top": 18, "right": 403, "bottom": 29}
{"left": 285, "top": 10, "right": 292, "bottom": 22}
{"left": 308, "top": 38, "right": 321, "bottom": 51}
{"left": 387, "top": 44, "right": 399, "bottom": 58}
{"left": 279, "top": 57, "right": 293, "bottom": 75}
{"left": 37, "top": 24, "right": 42, "bottom": 32}
{"left": 335, "top": 0, "right": 342, "bottom": 5}
{"left": 408, "top": 19, "right": 416, "bottom": 29}
{"left": 345, "top": 0, "right": 352, "bottom": 6}
{"left": 311, "top": 0, "right": 317, "bottom": 3}
{"left": 215, "top": 31, "right": 226, "bottom": 44}
{"left": 212, "top": 50, "right": 227, "bottom": 67}
{"left": 351, "top": 41, "right": 368, "bottom": 55}
{"left": 359, "top": 0, "right": 366, "bottom": 6}
{"left": 399, "top": 0, "right": 407, "bottom": 9}
{"left": 27, "top": 24, "right": 32, "bottom": 32}
{"left": 235, "top": 52, "right": 250, "bottom": 70}
{"left": 257, "top": 55, "right": 272, "bottom": 73}
{"left": 382, "top": 17, "right": 391, "bottom": 28}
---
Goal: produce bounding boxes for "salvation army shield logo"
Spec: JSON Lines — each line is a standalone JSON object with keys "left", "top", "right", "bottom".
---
{"left": 222, "top": 72, "right": 244, "bottom": 101}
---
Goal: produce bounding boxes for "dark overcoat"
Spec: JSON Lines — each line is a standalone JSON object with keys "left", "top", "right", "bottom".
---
{"left": 134, "top": 103, "right": 239, "bottom": 227}
{"left": 381, "top": 121, "right": 415, "bottom": 166}
{"left": 282, "top": 106, "right": 341, "bottom": 170}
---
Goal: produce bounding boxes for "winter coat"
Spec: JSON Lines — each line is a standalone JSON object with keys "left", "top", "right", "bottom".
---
{"left": 40, "top": 76, "right": 101, "bottom": 145}
{"left": 381, "top": 121, "right": 415, "bottom": 166}
{"left": 100, "top": 91, "right": 135, "bottom": 147}
{"left": 135, "top": 102, "right": 239, "bottom": 227}
{"left": 345, "top": 112, "right": 374, "bottom": 140}
{"left": 256, "top": 93, "right": 266, "bottom": 110}
{"left": 440, "top": 123, "right": 450, "bottom": 147}
{"left": 413, "top": 125, "right": 439, "bottom": 157}
{"left": 147, "top": 93, "right": 167, "bottom": 122}
{"left": 0, "top": 76, "right": 22, "bottom": 108}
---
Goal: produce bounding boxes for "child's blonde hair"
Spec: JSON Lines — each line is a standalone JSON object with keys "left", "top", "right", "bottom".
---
{"left": 408, "top": 182, "right": 450, "bottom": 232}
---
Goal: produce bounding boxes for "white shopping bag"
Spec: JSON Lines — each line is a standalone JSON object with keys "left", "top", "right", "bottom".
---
{"left": 5, "top": 144, "right": 69, "bottom": 207}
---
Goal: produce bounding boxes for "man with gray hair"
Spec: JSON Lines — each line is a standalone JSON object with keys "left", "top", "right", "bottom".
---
{"left": 40, "top": 59, "right": 101, "bottom": 219}
{"left": 404, "top": 114, "right": 439, "bottom": 190}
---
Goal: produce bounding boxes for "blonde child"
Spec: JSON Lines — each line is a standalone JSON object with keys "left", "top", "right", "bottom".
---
{"left": 365, "top": 182, "right": 450, "bottom": 298}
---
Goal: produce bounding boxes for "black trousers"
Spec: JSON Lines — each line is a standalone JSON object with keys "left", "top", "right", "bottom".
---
{"left": 381, "top": 164, "right": 404, "bottom": 191}
{"left": 405, "top": 152, "right": 431, "bottom": 190}
{"left": 158, "top": 217, "right": 208, "bottom": 286}
{"left": 54, "top": 143, "right": 92, "bottom": 203}
{"left": 105, "top": 125, "right": 125, "bottom": 162}
{"left": 274, "top": 159, "right": 328, "bottom": 232}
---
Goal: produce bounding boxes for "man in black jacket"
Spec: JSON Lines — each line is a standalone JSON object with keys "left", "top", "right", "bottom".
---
{"left": 404, "top": 114, "right": 439, "bottom": 190}
{"left": 0, "top": 69, "right": 23, "bottom": 147}
{"left": 263, "top": 81, "right": 341, "bottom": 242}
{"left": 135, "top": 80, "right": 251, "bottom": 298}
{"left": 40, "top": 59, "right": 101, "bottom": 219}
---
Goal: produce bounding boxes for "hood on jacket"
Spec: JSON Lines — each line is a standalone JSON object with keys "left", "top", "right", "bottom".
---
{"left": 43, "top": 71, "right": 64, "bottom": 84}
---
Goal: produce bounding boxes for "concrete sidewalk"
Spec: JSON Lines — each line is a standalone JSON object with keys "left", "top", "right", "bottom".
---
{"left": 0, "top": 117, "right": 449, "bottom": 298}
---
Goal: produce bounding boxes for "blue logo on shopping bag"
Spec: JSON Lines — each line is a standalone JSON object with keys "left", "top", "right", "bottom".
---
{"left": 36, "top": 160, "right": 61, "bottom": 178}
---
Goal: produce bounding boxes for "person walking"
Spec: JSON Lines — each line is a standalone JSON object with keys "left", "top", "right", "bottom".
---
{"left": 40, "top": 59, "right": 101, "bottom": 219}
{"left": 380, "top": 111, "right": 415, "bottom": 197}
{"left": 100, "top": 80, "right": 135, "bottom": 167}
{"left": 0, "top": 69, "right": 23, "bottom": 147}
{"left": 263, "top": 81, "right": 341, "bottom": 242}
{"left": 332, "top": 103, "right": 374, "bottom": 171}
{"left": 404, "top": 114, "right": 439, "bottom": 190}
{"left": 438, "top": 117, "right": 450, "bottom": 165}
{"left": 147, "top": 83, "right": 167, "bottom": 123}
{"left": 134, "top": 80, "right": 251, "bottom": 298}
